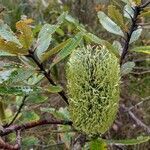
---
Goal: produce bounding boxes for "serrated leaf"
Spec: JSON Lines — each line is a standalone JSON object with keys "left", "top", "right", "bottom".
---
{"left": 90, "top": 139, "right": 107, "bottom": 150}
{"left": 36, "top": 24, "right": 59, "bottom": 59}
{"left": 104, "top": 136, "right": 150, "bottom": 145}
{"left": 131, "top": 46, "right": 150, "bottom": 54}
{"left": 130, "top": 28, "right": 142, "bottom": 44}
{"left": 50, "top": 32, "right": 83, "bottom": 68}
{"left": 0, "top": 22, "right": 22, "bottom": 47}
{"left": 108, "top": 5, "right": 125, "bottom": 29}
{"left": 45, "top": 85, "right": 63, "bottom": 93}
{"left": 124, "top": 5, "right": 134, "bottom": 19}
{"left": 121, "top": 61, "right": 135, "bottom": 75}
{"left": 0, "top": 39, "right": 28, "bottom": 55}
{"left": 0, "top": 86, "right": 41, "bottom": 95}
{"left": 97, "top": 11, "right": 124, "bottom": 36}
{"left": 41, "top": 39, "right": 71, "bottom": 62}
{"left": 16, "top": 20, "right": 34, "bottom": 49}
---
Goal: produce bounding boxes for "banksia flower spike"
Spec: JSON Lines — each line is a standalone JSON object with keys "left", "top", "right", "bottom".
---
{"left": 66, "top": 45, "right": 120, "bottom": 134}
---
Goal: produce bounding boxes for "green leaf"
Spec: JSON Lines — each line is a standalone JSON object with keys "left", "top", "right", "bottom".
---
{"left": 0, "top": 22, "right": 22, "bottom": 47}
{"left": 22, "top": 136, "right": 39, "bottom": 148}
{"left": 131, "top": 46, "right": 150, "bottom": 54}
{"left": 0, "top": 69, "right": 15, "bottom": 84}
{"left": 133, "top": 0, "right": 141, "bottom": 5}
{"left": 130, "top": 28, "right": 142, "bottom": 44}
{"left": 45, "top": 85, "right": 63, "bottom": 93}
{"left": 108, "top": 5, "right": 125, "bottom": 29}
{"left": 65, "top": 14, "right": 79, "bottom": 27}
{"left": 41, "top": 39, "right": 71, "bottom": 62}
{"left": 113, "top": 41, "right": 123, "bottom": 56}
{"left": 121, "top": 61, "right": 135, "bottom": 75}
{"left": 121, "top": 0, "right": 132, "bottom": 5}
{"left": 41, "top": 107, "right": 70, "bottom": 120}
{"left": 21, "top": 111, "right": 40, "bottom": 123}
{"left": 57, "top": 12, "right": 68, "bottom": 25}
{"left": 97, "top": 11, "right": 124, "bottom": 37}
{"left": 4, "top": 68, "right": 35, "bottom": 84}
{"left": 16, "top": 20, "right": 34, "bottom": 49}
{"left": 36, "top": 24, "right": 59, "bottom": 59}
{"left": 50, "top": 32, "right": 83, "bottom": 68}
{"left": 26, "top": 94, "right": 48, "bottom": 104}
{"left": 90, "top": 139, "right": 107, "bottom": 150}
{"left": 124, "top": 5, "right": 134, "bottom": 19}
{"left": 0, "top": 39, "right": 28, "bottom": 55}
{"left": 0, "top": 86, "right": 41, "bottom": 95}
{"left": 140, "top": 10, "right": 150, "bottom": 17}
{"left": 0, "top": 51, "right": 15, "bottom": 56}
{"left": 104, "top": 136, "right": 150, "bottom": 145}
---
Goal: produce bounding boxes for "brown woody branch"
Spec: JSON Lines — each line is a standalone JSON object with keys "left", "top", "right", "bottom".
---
{"left": 120, "top": 0, "right": 150, "bottom": 65}
{"left": 140, "top": 0, "right": 150, "bottom": 8}
{"left": 28, "top": 49, "right": 69, "bottom": 105}
{"left": 1, "top": 119, "right": 72, "bottom": 137}
{"left": 121, "top": 105, "right": 150, "bottom": 134}
{"left": 0, "top": 138, "right": 19, "bottom": 150}
{"left": 120, "top": 6, "right": 141, "bottom": 65}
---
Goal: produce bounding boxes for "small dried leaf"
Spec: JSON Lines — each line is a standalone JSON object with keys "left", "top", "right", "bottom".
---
{"left": 16, "top": 20, "right": 34, "bottom": 49}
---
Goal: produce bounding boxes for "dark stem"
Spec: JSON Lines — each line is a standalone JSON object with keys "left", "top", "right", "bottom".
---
{"left": 120, "top": 0, "right": 150, "bottom": 65}
{"left": 6, "top": 96, "right": 27, "bottom": 127}
{"left": 120, "top": 6, "right": 141, "bottom": 65}
{"left": 0, "top": 139, "right": 19, "bottom": 150}
{"left": 28, "top": 50, "right": 69, "bottom": 105}
{"left": 1, "top": 119, "right": 72, "bottom": 137}
{"left": 140, "top": 0, "right": 150, "bottom": 8}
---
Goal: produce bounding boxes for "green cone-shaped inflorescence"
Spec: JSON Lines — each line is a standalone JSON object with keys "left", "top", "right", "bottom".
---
{"left": 66, "top": 45, "right": 120, "bottom": 134}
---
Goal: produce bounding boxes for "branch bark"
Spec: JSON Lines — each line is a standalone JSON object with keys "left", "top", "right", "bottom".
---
{"left": 0, "top": 138, "right": 19, "bottom": 150}
{"left": 1, "top": 119, "right": 72, "bottom": 137}
{"left": 120, "top": 6, "right": 141, "bottom": 65}
{"left": 28, "top": 50, "right": 69, "bottom": 105}
{"left": 120, "top": 1, "right": 150, "bottom": 65}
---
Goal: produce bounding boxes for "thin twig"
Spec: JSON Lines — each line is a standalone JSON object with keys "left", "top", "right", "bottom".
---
{"left": 16, "top": 130, "right": 21, "bottom": 150}
{"left": 1, "top": 119, "right": 72, "bottom": 137}
{"left": 121, "top": 105, "right": 150, "bottom": 134}
{"left": 140, "top": 0, "right": 150, "bottom": 9}
{"left": 131, "top": 70, "right": 150, "bottom": 75}
{"left": 6, "top": 96, "right": 27, "bottom": 127}
{"left": 128, "top": 96, "right": 150, "bottom": 111}
{"left": 28, "top": 50, "right": 69, "bottom": 105}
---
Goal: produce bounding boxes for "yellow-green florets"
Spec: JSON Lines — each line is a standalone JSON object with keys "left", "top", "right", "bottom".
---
{"left": 66, "top": 46, "right": 120, "bottom": 134}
